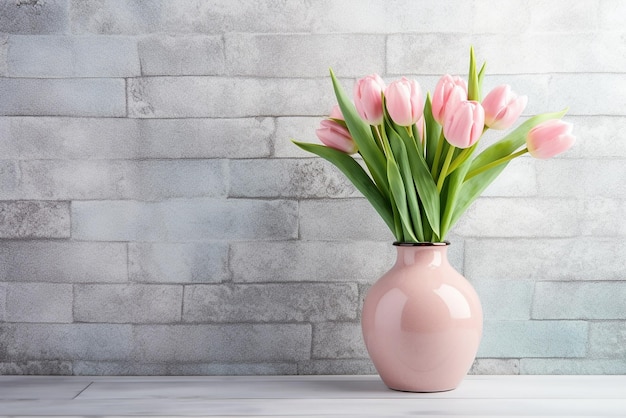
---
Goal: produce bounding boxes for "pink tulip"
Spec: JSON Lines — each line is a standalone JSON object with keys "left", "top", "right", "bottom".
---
{"left": 385, "top": 77, "right": 423, "bottom": 126}
{"left": 316, "top": 119, "right": 358, "bottom": 154}
{"left": 526, "top": 119, "right": 575, "bottom": 159}
{"left": 354, "top": 74, "right": 386, "bottom": 125}
{"left": 443, "top": 100, "right": 485, "bottom": 149}
{"left": 432, "top": 74, "right": 468, "bottom": 124}
{"left": 329, "top": 105, "right": 344, "bottom": 121}
{"left": 482, "top": 85, "right": 528, "bottom": 130}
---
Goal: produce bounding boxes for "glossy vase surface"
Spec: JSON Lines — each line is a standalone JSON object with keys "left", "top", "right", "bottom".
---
{"left": 361, "top": 243, "right": 483, "bottom": 392}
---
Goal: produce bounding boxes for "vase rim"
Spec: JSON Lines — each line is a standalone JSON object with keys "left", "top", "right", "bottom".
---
{"left": 393, "top": 241, "right": 450, "bottom": 247}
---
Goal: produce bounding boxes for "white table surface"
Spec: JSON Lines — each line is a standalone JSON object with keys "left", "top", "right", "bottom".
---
{"left": 0, "top": 375, "right": 624, "bottom": 417}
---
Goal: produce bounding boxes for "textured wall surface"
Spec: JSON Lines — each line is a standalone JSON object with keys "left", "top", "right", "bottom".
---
{"left": 0, "top": 0, "right": 625, "bottom": 376}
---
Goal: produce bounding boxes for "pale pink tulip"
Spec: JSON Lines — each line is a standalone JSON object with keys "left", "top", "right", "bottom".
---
{"left": 526, "top": 119, "right": 575, "bottom": 159}
{"left": 443, "top": 100, "right": 485, "bottom": 149}
{"left": 385, "top": 77, "right": 423, "bottom": 126}
{"left": 482, "top": 85, "right": 528, "bottom": 130}
{"left": 316, "top": 119, "right": 358, "bottom": 154}
{"left": 329, "top": 105, "right": 344, "bottom": 121}
{"left": 354, "top": 74, "right": 386, "bottom": 125}
{"left": 432, "top": 74, "right": 468, "bottom": 124}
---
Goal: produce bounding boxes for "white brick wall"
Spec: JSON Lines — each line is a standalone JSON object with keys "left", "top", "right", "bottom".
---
{"left": 0, "top": 0, "right": 624, "bottom": 376}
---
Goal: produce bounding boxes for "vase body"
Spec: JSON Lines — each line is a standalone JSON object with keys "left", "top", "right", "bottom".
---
{"left": 361, "top": 243, "right": 483, "bottom": 392}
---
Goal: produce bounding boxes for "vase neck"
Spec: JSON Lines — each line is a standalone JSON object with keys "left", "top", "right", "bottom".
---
{"left": 395, "top": 245, "right": 449, "bottom": 269}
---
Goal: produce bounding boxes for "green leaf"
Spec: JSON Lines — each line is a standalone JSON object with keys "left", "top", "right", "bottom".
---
{"left": 329, "top": 70, "right": 389, "bottom": 198}
{"left": 424, "top": 94, "right": 441, "bottom": 170}
{"left": 400, "top": 126, "right": 441, "bottom": 238}
{"left": 468, "top": 46, "right": 479, "bottom": 101}
{"left": 292, "top": 141, "right": 395, "bottom": 234}
{"left": 387, "top": 157, "right": 419, "bottom": 242}
{"left": 388, "top": 128, "right": 424, "bottom": 242}
{"left": 439, "top": 155, "right": 473, "bottom": 240}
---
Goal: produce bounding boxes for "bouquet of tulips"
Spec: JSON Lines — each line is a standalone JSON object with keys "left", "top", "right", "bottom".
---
{"left": 293, "top": 48, "right": 575, "bottom": 243}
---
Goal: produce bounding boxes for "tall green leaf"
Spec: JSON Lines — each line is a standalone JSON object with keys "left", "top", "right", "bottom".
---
{"left": 387, "top": 157, "right": 419, "bottom": 242}
{"left": 388, "top": 128, "right": 424, "bottom": 242}
{"left": 292, "top": 141, "right": 395, "bottom": 234}
{"left": 424, "top": 94, "right": 441, "bottom": 169}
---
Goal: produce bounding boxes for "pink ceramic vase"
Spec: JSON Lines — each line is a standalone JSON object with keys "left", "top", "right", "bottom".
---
{"left": 361, "top": 242, "right": 483, "bottom": 392}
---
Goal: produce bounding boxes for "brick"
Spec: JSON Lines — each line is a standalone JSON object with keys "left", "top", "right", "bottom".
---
{"left": 0, "top": 241, "right": 127, "bottom": 283}
{"left": 0, "top": 200, "right": 69, "bottom": 238}
{"left": 529, "top": 0, "right": 598, "bottom": 32}
{"left": 72, "top": 198, "right": 298, "bottom": 241}
{"left": 138, "top": 118, "right": 273, "bottom": 158}
{"left": 226, "top": 33, "right": 384, "bottom": 77}
{"left": 138, "top": 35, "right": 224, "bottom": 75}
{"left": 298, "top": 359, "right": 376, "bottom": 375}
{"left": 0, "top": 35, "right": 7, "bottom": 76}
{"left": 129, "top": 242, "right": 229, "bottom": 283}
{"left": 537, "top": 160, "right": 626, "bottom": 198}
{"left": 520, "top": 359, "right": 626, "bottom": 375}
{"left": 274, "top": 117, "right": 321, "bottom": 158}
{"left": 0, "top": 324, "right": 133, "bottom": 361}
{"left": 0, "top": 0, "right": 69, "bottom": 34}
{"left": 229, "top": 159, "right": 359, "bottom": 199}
{"left": 70, "top": 0, "right": 313, "bottom": 34}
{"left": 481, "top": 157, "right": 536, "bottom": 197}
{"left": 533, "top": 282, "right": 626, "bottom": 319}
{"left": 0, "top": 361, "right": 72, "bottom": 375}
{"left": 387, "top": 34, "right": 470, "bottom": 76}
{"left": 74, "top": 284, "right": 183, "bottom": 323}
{"left": 599, "top": 0, "right": 626, "bottom": 30}
{"left": 589, "top": 322, "right": 626, "bottom": 358}
{"left": 168, "top": 362, "right": 297, "bottom": 376}
{"left": 8, "top": 35, "right": 140, "bottom": 77}
{"left": 565, "top": 116, "right": 626, "bottom": 158}
{"left": 0, "top": 78, "right": 126, "bottom": 117}
{"left": 0, "top": 117, "right": 138, "bottom": 159}
{"left": 299, "top": 199, "right": 394, "bottom": 241}
{"left": 130, "top": 160, "right": 228, "bottom": 201}
{"left": 0, "top": 160, "right": 19, "bottom": 198}
{"left": 127, "top": 77, "right": 334, "bottom": 118}
{"left": 469, "top": 359, "right": 520, "bottom": 375}
{"left": 478, "top": 320, "right": 588, "bottom": 358}
{"left": 73, "top": 361, "right": 166, "bottom": 376}
{"left": 465, "top": 238, "right": 626, "bottom": 281}
{"left": 0, "top": 283, "right": 5, "bottom": 322}
{"left": 183, "top": 283, "right": 358, "bottom": 323}
{"left": 132, "top": 324, "right": 311, "bottom": 362}
{"left": 453, "top": 198, "right": 580, "bottom": 238}
{"left": 312, "top": 322, "right": 367, "bottom": 359}
{"left": 472, "top": 0, "right": 529, "bottom": 33}
{"left": 311, "top": 0, "right": 473, "bottom": 33}
{"left": 549, "top": 74, "right": 626, "bottom": 115}
{"left": 472, "top": 280, "right": 533, "bottom": 320}
{"left": 230, "top": 241, "right": 395, "bottom": 284}
{"left": 0, "top": 117, "right": 272, "bottom": 159}
{"left": 581, "top": 198, "right": 626, "bottom": 237}
{"left": 5, "top": 283, "right": 72, "bottom": 323}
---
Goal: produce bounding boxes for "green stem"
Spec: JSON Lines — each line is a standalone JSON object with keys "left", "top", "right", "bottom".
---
{"left": 447, "top": 143, "right": 477, "bottom": 175}
{"left": 465, "top": 148, "right": 529, "bottom": 181}
{"left": 378, "top": 124, "right": 392, "bottom": 157}
{"left": 436, "top": 146, "right": 456, "bottom": 192}
{"left": 430, "top": 130, "right": 445, "bottom": 179}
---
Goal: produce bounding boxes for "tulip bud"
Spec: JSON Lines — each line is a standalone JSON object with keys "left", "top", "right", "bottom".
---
{"left": 385, "top": 77, "right": 423, "bottom": 126}
{"left": 354, "top": 74, "right": 386, "bottom": 125}
{"left": 432, "top": 74, "right": 468, "bottom": 125}
{"left": 443, "top": 100, "right": 485, "bottom": 149}
{"left": 482, "top": 85, "right": 528, "bottom": 130}
{"left": 526, "top": 119, "right": 575, "bottom": 159}
{"left": 329, "top": 105, "right": 344, "bottom": 121}
{"left": 316, "top": 119, "right": 358, "bottom": 154}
